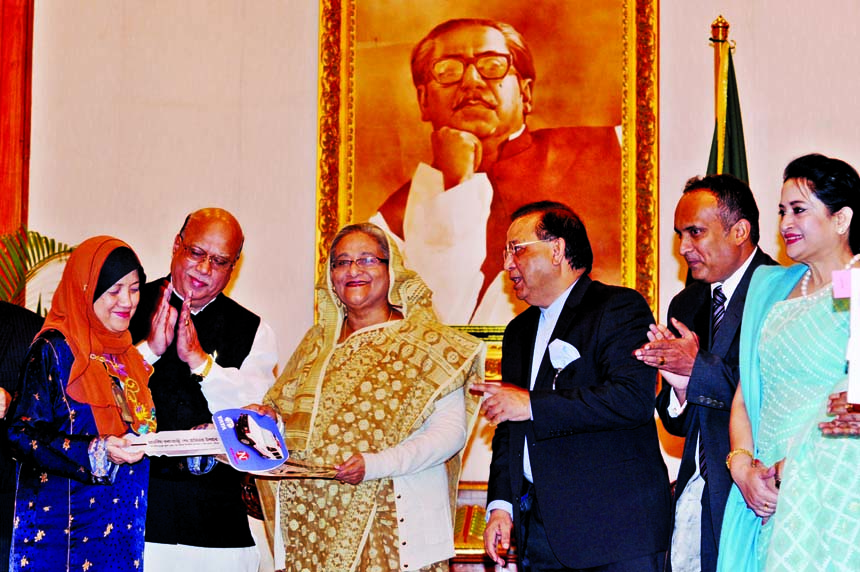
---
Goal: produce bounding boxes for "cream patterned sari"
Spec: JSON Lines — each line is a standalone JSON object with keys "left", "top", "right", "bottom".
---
{"left": 263, "top": 229, "right": 484, "bottom": 572}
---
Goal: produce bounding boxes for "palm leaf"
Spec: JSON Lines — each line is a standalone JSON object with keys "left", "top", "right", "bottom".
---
{"left": 0, "top": 227, "right": 74, "bottom": 307}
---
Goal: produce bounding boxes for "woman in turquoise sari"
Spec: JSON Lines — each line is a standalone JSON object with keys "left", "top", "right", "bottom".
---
{"left": 718, "top": 154, "right": 860, "bottom": 572}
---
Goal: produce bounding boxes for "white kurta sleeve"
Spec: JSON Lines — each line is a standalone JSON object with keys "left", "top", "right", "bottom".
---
{"left": 135, "top": 340, "right": 160, "bottom": 366}
{"left": 362, "top": 388, "right": 466, "bottom": 480}
{"left": 197, "top": 319, "right": 278, "bottom": 412}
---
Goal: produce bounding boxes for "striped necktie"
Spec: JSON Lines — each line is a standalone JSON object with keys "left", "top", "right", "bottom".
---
{"left": 701, "top": 285, "right": 727, "bottom": 481}
{"left": 711, "top": 285, "right": 726, "bottom": 341}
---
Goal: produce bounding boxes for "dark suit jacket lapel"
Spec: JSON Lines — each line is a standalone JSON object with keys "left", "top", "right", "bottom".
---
{"left": 533, "top": 276, "right": 590, "bottom": 390}
{"left": 519, "top": 307, "right": 541, "bottom": 390}
{"left": 689, "top": 285, "right": 712, "bottom": 346}
{"left": 711, "top": 249, "right": 769, "bottom": 356}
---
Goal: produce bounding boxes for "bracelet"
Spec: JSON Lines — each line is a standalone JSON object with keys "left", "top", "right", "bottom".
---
{"left": 198, "top": 354, "right": 214, "bottom": 379}
{"left": 725, "top": 448, "right": 754, "bottom": 470}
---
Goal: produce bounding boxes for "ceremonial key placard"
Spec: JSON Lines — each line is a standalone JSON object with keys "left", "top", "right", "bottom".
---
{"left": 831, "top": 267, "right": 860, "bottom": 404}
{"left": 125, "top": 408, "right": 336, "bottom": 477}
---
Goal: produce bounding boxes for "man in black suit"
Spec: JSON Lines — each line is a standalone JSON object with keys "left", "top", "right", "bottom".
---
{"left": 0, "top": 302, "right": 42, "bottom": 572}
{"left": 475, "top": 201, "right": 671, "bottom": 571}
{"left": 634, "top": 175, "right": 777, "bottom": 572}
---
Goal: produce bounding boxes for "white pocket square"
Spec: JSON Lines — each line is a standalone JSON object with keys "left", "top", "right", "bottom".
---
{"left": 548, "top": 339, "right": 580, "bottom": 370}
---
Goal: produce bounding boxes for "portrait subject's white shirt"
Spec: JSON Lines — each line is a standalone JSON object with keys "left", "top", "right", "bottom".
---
{"left": 369, "top": 127, "right": 529, "bottom": 326}
{"left": 371, "top": 162, "right": 492, "bottom": 324}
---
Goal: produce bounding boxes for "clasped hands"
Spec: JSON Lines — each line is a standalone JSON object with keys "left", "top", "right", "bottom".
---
{"left": 147, "top": 283, "right": 208, "bottom": 369}
{"left": 470, "top": 382, "right": 530, "bottom": 425}
{"left": 634, "top": 318, "right": 699, "bottom": 401}
{"left": 731, "top": 456, "right": 782, "bottom": 523}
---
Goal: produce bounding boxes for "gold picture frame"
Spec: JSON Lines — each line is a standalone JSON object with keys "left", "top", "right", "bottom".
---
{"left": 314, "top": 0, "right": 658, "bottom": 316}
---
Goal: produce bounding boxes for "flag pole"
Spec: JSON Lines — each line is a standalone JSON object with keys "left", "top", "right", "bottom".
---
{"left": 710, "top": 16, "right": 730, "bottom": 175}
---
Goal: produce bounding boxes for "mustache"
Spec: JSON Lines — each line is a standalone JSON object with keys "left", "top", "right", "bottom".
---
{"left": 454, "top": 92, "right": 496, "bottom": 110}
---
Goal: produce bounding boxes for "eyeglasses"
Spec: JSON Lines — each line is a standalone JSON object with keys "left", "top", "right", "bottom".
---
{"left": 330, "top": 256, "right": 389, "bottom": 271}
{"left": 430, "top": 53, "right": 513, "bottom": 86}
{"left": 503, "top": 238, "right": 554, "bottom": 261}
{"left": 180, "top": 240, "right": 235, "bottom": 270}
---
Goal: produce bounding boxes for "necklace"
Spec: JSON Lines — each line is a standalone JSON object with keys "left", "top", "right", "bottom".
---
{"left": 342, "top": 306, "right": 394, "bottom": 339}
{"left": 800, "top": 252, "right": 860, "bottom": 298}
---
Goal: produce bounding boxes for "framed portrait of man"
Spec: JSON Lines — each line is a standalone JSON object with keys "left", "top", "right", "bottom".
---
{"left": 315, "top": 0, "right": 658, "bottom": 331}
{"left": 315, "top": 0, "right": 657, "bottom": 483}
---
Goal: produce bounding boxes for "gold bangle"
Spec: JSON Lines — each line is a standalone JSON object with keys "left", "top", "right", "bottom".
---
{"left": 199, "top": 354, "right": 214, "bottom": 379}
{"left": 725, "top": 448, "right": 754, "bottom": 470}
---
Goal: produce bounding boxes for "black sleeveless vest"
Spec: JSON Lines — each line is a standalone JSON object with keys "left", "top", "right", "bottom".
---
{"left": 130, "top": 277, "right": 261, "bottom": 548}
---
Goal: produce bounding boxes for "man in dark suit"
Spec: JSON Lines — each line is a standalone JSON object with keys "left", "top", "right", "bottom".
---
{"left": 474, "top": 201, "right": 671, "bottom": 571}
{"left": 0, "top": 302, "right": 43, "bottom": 572}
{"left": 634, "top": 175, "right": 777, "bottom": 572}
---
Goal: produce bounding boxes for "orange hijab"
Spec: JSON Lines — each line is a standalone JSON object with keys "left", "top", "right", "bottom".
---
{"left": 39, "top": 236, "right": 156, "bottom": 436}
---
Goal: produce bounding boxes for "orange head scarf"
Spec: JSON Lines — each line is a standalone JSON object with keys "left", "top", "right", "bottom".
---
{"left": 40, "top": 236, "right": 156, "bottom": 436}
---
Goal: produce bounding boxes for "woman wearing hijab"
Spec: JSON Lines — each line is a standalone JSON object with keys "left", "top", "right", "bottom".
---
{"left": 7, "top": 236, "right": 156, "bottom": 572}
{"left": 263, "top": 223, "right": 484, "bottom": 572}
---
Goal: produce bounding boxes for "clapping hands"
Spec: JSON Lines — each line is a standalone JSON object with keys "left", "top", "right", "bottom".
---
{"left": 147, "top": 283, "right": 207, "bottom": 369}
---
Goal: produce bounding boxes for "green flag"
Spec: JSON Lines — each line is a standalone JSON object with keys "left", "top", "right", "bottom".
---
{"left": 707, "top": 46, "right": 748, "bottom": 182}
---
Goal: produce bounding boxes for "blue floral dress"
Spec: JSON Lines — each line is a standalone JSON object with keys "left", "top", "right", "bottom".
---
{"left": 8, "top": 331, "right": 149, "bottom": 572}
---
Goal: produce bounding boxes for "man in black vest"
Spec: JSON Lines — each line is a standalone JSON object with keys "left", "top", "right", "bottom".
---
{"left": 0, "top": 302, "right": 43, "bottom": 572}
{"left": 130, "top": 208, "right": 277, "bottom": 572}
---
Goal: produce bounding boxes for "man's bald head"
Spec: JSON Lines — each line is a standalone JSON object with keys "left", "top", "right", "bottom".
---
{"left": 170, "top": 208, "right": 244, "bottom": 310}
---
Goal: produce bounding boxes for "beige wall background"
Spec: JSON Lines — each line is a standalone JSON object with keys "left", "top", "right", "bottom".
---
{"left": 28, "top": 1, "right": 860, "bottom": 481}
{"left": 28, "top": 0, "right": 319, "bottom": 364}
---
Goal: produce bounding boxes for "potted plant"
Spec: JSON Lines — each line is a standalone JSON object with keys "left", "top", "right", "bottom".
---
{"left": 0, "top": 227, "right": 74, "bottom": 314}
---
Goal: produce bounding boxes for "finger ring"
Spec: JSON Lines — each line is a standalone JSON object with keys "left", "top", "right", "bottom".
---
{"left": 847, "top": 404, "right": 857, "bottom": 413}
{"left": 764, "top": 502, "right": 769, "bottom": 510}
{"left": 658, "top": 356, "right": 666, "bottom": 366}
{"left": 184, "top": 319, "right": 190, "bottom": 326}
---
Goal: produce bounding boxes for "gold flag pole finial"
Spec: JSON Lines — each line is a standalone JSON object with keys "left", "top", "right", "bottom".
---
{"left": 711, "top": 15, "right": 730, "bottom": 43}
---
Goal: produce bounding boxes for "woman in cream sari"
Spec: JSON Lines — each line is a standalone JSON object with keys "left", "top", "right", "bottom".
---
{"left": 264, "top": 223, "right": 484, "bottom": 572}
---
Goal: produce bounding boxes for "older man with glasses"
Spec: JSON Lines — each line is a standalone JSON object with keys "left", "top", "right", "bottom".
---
{"left": 130, "top": 207, "right": 278, "bottom": 572}
{"left": 372, "top": 17, "right": 622, "bottom": 326}
{"left": 473, "top": 201, "right": 671, "bottom": 571}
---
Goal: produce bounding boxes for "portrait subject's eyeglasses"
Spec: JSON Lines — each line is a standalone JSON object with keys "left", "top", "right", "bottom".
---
{"left": 430, "top": 53, "right": 513, "bottom": 86}
{"left": 180, "top": 240, "right": 235, "bottom": 270}
{"left": 330, "top": 256, "right": 389, "bottom": 271}
{"left": 503, "top": 239, "right": 554, "bottom": 262}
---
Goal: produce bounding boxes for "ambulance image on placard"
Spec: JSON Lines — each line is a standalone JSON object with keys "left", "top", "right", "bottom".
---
{"left": 234, "top": 413, "right": 284, "bottom": 460}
